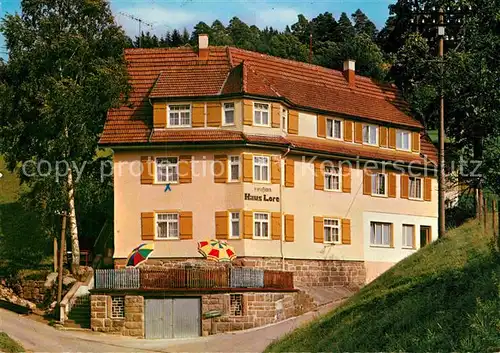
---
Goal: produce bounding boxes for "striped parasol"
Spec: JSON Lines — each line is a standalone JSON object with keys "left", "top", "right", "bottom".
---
{"left": 198, "top": 239, "right": 236, "bottom": 262}
{"left": 126, "top": 243, "right": 154, "bottom": 267}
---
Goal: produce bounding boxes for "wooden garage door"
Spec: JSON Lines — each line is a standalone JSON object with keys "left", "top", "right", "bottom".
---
{"left": 145, "top": 298, "right": 201, "bottom": 339}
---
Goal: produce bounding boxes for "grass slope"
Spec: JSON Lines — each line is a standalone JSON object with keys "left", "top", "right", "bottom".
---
{"left": 0, "top": 332, "right": 25, "bottom": 353}
{"left": 266, "top": 221, "right": 500, "bottom": 352}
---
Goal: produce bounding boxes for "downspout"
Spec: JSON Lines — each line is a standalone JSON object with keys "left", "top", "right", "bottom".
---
{"left": 280, "top": 147, "right": 291, "bottom": 270}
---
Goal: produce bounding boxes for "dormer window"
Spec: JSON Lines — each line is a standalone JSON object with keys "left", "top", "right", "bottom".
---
{"left": 253, "top": 103, "right": 270, "bottom": 126}
{"left": 363, "top": 124, "right": 378, "bottom": 146}
{"left": 326, "top": 118, "right": 342, "bottom": 139}
{"left": 396, "top": 130, "right": 411, "bottom": 151}
{"left": 168, "top": 104, "right": 191, "bottom": 127}
{"left": 223, "top": 102, "right": 235, "bottom": 125}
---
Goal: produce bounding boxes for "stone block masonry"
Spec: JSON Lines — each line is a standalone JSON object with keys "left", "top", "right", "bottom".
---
{"left": 90, "top": 295, "right": 144, "bottom": 337}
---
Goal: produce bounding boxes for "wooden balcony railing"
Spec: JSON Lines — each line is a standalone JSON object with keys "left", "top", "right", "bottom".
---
{"left": 94, "top": 267, "right": 294, "bottom": 291}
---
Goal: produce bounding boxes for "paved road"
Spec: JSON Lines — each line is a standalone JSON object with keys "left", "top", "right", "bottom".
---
{"left": 0, "top": 301, "right": 342, "bottom": 352}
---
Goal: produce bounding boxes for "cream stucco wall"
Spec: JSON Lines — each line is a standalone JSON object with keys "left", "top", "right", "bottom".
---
{"left": 113, "top": 149, "right": 438, "bottom": 267}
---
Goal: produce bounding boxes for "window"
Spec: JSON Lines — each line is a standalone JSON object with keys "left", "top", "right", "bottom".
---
{"left": 324, "top": 218, "right": 341, "bottom": 244}
{"left": 254, "top": 213, "right": 270, "bottom": 239}
{"left": 253, "top": 156, "right": 270, "bottom": 182}
{"left": 229, "top": 156, "right": 240, "bottom": 182}
{"left": 111, "top": 296, "right": 125, "bottom": 319}
{"left": 254, "top": 103, "right": 270, "bottom": 126}
{"left": 230, "top": 294, "right": 243, "bottom": 316}
{"left": 409, "top": 177, "right": 423, "bottom": 199}
{"left": 168, "top": 104, "right": 191, "bottom": 127}
{"left": 402, "top": 224, "right": 415, "bottom": 248}
{"left": 396, "top": 130, "right": 411, "bottom": 150}
{"left": 371, "top": 173, "right": 387, "bottom": 196}
{"left": 326, "top": 119, "right": 342, "bottom": 139}
{"left": 370, "top": 222, "right": 392, "bottom": 247}
{"left": 230, "top": 212, "right": 240, "bottom": 238}
{"left": 223, "top": 102, "right": 235, "bottom": 125}
{"left": 156, "top": 157, "right": 178, "bottom": 183}
{"left": 324, "top": 164, "right": 340, "bottom": 191}
{"left": 156, "top": 213, "right": 179, "bottom": 239}
{"left": 363, "top": 125, "right": 378, "bottom": 145}
{"left": 281, "top": 108, "right": 288, "bottom": 132}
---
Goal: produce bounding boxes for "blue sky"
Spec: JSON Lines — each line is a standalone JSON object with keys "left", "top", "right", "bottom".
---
{"left": 1, "top": 0, "right": 394, "bottom": 60}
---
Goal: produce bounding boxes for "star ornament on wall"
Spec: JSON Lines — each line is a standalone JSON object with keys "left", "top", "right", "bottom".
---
{"left": 164, "top": 184, "right": 172, "bottom": 192}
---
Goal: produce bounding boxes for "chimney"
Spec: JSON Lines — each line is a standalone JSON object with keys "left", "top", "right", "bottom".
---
{"left": 198, "top": 34, "right": 209, "bottom": 60}
{"left": 343, "top": 59, "right": 356, "bottom": 88}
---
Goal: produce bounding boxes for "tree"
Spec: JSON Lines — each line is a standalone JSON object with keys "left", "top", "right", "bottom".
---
{"left": 352, "top": 9, "right": 378, "bottom": 40}
{"left": 310, "top": 12, "right": 338, "bottom": 46}
{"left": 181, "top": 28, "right": 190, "bottom": 45}
{"left": 171, "top": 29, "right": 182, "bottom": 46}
{"left": 191, "top": 21, "right": 212, "bottom": 45}
{"left": 291, "top": 14, "right": 311, "bottom": 44}
{"left": 211, "top": 20, "right": 232, "bottom": 46}
{"left": 0, "top": 0, "right": 130, "bottom": 273}
{"left": 335, "top": 12, "right": 355, "bottom": 42}
{"left": 269, "top": 33, "right": 308, "bottom": 62}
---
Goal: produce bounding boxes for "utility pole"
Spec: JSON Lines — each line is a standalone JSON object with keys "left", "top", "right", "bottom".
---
{"left": 309, "top": 32, "right": 313, "bottom": 64}
{"left": 410, "top": 2, "right": 471, "bottom": 238}
{"left": 438, "top": 8, "right": 446, "bottom": 239}
{"left": 118, "top": 12, "right": 154, "bottom": 48}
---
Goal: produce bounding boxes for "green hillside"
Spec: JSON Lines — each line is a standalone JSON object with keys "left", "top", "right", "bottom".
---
{"left": 266, "top": 221, "right": 500, "bottom": 352}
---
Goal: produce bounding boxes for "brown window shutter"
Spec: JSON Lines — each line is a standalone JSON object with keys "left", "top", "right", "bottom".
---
{"left": 179, "top": 211, "right": 193, "bottom": 240}
{"left": 424, "top": 177, "right": 432, "bottom": 201}
{"left": 243, "top": 100, "right": 253, "bottom": 126}
{"left": 314, "top": 161, "right": 324, "bottom": 190}
{"left": 242, "top": 153, "right": 253, "bottom": 183}
{"left": 388, "top": 128, "right": 396, "bottom": 149}
{"left": 214, "top": 155, "right": 227, "bottom": 183}
{"left": 342, "top": 164, "right": 351, "bottom": 193}
{"left": 390, "top": 223, "right": 394, "bottom": 248}
{"left": 271, "top": 103, "right": 281, "bottom": 128}
{"left": 285, "top": 159, "right": 295, "bottom": 187}
{"left": 313, "top": 216, "right": 324, "bottom": 243}
{"left": 179, "top": 155, "right": 192, "bottom": 184}
{"left": 271, "top": 156, "right": 281, "bottom": 184}
{"left": 288, "top": 110, "right": 299, "bottom": 134}
{"left": 192, "top": 103, "right": 205, "bottom": 127}
{"left": 206, "top": 102, "right": 222, "bottom": 127}
{"left": 285, "top": 215, "right": 294, "bottom": 242}
{"left": 401, "top": 174, "right": 409, "bottom": 199}
{"left": 344, "top": 120, "right": 353, "bottom": 142}
{"left": 412, "top": 132, "right": 421, "bottom": 152}
{"left": 271, "top": 212, "right": 281, "bottom": 240}
{"left": 243, "top": 211, "right": 253, "bottom": 239}
{"left": 363, "top": 169, "right": 372, "bottom": 195}
{"left": 341, "top": 219, "right": 351, "bottom": 245}
{"left": 153, "top": 102, "right": 167, "bottom": 129}
{"left": 388, "top": 172, "right": 396, "bottom": 198}
{"left": 141, "top": 212, "right": 155, "bottom": 240}
{"left": 379, "top": 127, "right": 388, "bottom": 147}
{"left": 215, "top": 211, "right": 229, "bottom": 239}
{"left": 354, "top": 122, "right": 363, "bottom": 144}
{"left": 141, "top": 156, "right": 154, "bottom": 185}
{"left": 317, "top": 115, "right": 326, "bottom": 138}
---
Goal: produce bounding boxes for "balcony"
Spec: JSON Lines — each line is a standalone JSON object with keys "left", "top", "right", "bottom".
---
{"left": 93, "top": 267, "right": 294, "bottom": 292}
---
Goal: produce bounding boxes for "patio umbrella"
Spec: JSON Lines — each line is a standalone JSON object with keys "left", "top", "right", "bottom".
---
{"left": 198, "top": 240, "right": 236, "bottom": 262}
{"left": 126, "top": 243, "right": 154, "bottom": 267}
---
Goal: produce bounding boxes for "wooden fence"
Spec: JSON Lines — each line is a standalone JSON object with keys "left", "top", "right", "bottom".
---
{"left": 94, "top": 267, "right": 293, "bottom": 290}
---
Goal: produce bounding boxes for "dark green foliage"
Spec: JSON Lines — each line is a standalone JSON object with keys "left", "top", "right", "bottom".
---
{"left": 266, "top": 221, "right": 500, "bottom": 352}
{"left": 0, "top": 332, "right": 25, "bottom": 353}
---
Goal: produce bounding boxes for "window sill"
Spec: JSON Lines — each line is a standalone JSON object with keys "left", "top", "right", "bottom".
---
{"left": 253, "top": 180, "right": 271, "bottom": 184}
{"left": 326, "top": 136, "right": 343, "bottom": 141}
{"left": 154, "top": 238, "right": 181, "bottom": 241}
{"left": 252, "top": 237, "right": 272, "bottom": 240}
{"left": 154, "top": 182, "right": 179, "bottom": 185}
{"left": 371, "top": 193, "right": 388, "bottom": 198}
{"left": 324, "top": 188, "right": 342, "bottom": 193}
{"left": 323, "top": 242, "right": 341, "bottom": 245}
{"left": 166, "top": 126, "right": 192, "bottom": 129}
{"left": 253, "top": 124, "right": 271, "bottom": 128}
{"left": 396, "top": 147, "right": 412, "bottom": 152}
{"left": 409, "top": 197, "right": 424, "bottom": 201}
{"left": 370, "top": 245, "right": 393, "bottom": 249}
{"left": 402, "top": 246, "right": 416, "bottom": 250}
{"left": 227, "top": 180, "right": 241, "bottom": 184}
{"left": 363, "top": 142, "right": 379, "bottom": 147}
{"left": 222, "top": 123, "right": 236, "bottom": 127}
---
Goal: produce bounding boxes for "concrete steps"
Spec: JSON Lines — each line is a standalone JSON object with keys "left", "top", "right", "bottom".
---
{"left": 66, "top": 295, "right": 90, "bottom": 329}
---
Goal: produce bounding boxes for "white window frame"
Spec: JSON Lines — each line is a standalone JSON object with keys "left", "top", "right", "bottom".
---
{"left": 223, "top": 102, "right": 235, "bottom": 126}
{"left": 363, "top": 124, "right": 379, "bottom": 146}
{"left": 281, "top": 108, "right": 288, "bottom": 132}
{"left": 167, "top": 104, "right": 191, "bottom": 128}
{"left": 253, "top": 212, "right": 270, "bottom": 239}
{"left": 371, "top": 173, "right": 387, "bottom": 197}
{"left": 324, "top": 163, "right": 341, "bottom": 191}
{"left": 228, "top": 155, "right": 240, "bottom": 182}
{"left": 409, "top": 176, "right": 423, "bottom": 200}
{"left": 230, "top": 211, "right": 241, "bottom": 239}
{"left": 253, "top": 156, "right": 270, "bottom": 183}
{"left": 396, "top": 129, "right": 411, "bottom": 151}
{"left": 323, "top": 218, "right": 341, "bottom": 244}
{"left": 402, "top": 224, "right": 415, "bottom": 249}
{"left": 156, "top": 213, "right": 180, "bottom": 240}
{"left": 155, "top": 157, "right": 179, "bottom": 184}
{"left": 326, "top": 118, "right": 343, "bottom": 140}
{"left": 253, "top": 103, "right": 270, "bottom": 126}
{"left": 370, "top": 222, "right": 392, "bottom": 247}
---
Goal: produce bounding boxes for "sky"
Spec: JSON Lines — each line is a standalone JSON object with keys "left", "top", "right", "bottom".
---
{"left": 0, "top": 0, "right": 394, "bottom": 60}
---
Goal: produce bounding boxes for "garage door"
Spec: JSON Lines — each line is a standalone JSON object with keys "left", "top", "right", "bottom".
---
{"left": 145, "top": 298, "right": 201, "bottom": 339}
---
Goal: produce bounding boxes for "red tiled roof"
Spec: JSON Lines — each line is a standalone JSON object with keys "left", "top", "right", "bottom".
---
{"left": 150, "top": 129, "right": 244, "bottom": 143}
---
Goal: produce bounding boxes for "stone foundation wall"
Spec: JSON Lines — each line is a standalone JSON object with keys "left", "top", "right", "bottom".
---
{"left": 114, "top": 257, "right": 366, "bottom": 289}
{"left": 10, "top": 280, "right": 49, "bottom": 304}
{"left": 91, "top": 295, "right": 144, "bottom": 337}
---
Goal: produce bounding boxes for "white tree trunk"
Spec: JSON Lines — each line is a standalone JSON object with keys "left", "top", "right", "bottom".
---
{"left": 67, "top": 167, "right": 80, "bottom": 274}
